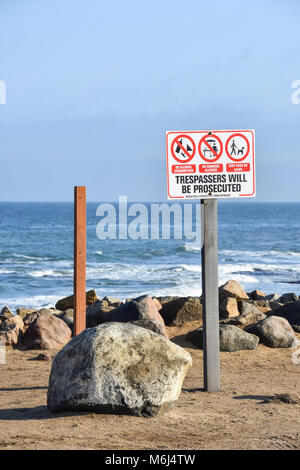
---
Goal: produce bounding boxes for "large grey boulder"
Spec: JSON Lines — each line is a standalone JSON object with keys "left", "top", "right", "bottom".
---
{"left": 156, "top": 296, "right": 202, "bottom": 325}
{"left": 245, "top": 316, "right": 295, "bottom": 348}
{"left": 47, "top": 323, "right": 192, "bottom": 417}
{"left": 186, "top": 324, "right": 259, "bottom": 352}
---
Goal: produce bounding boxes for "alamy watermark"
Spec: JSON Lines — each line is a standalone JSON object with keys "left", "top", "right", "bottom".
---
{"left": 0, "top": 340, "right": 6, "bottom": 364}
{"left": 96, "top": 196, "right": 201, "bottom": 245}
{"left": 0, "top": 80, "right": 6, "bottom": 104}
{"left": 292, "top": 346, "right": 300, "bottom": 365}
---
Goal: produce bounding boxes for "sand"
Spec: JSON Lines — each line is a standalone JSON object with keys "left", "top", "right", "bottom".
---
{"left": 0, "top": 322, "right": 299, "bottom": 450}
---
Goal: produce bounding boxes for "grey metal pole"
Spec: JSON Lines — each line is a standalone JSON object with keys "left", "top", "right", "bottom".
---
{"left": 201, "top": 198, "right": 220, "bottom": 392}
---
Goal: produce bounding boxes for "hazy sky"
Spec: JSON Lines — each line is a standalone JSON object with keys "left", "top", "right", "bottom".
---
{"left": 0, "top": 0, "right": 300, "bottom": 202}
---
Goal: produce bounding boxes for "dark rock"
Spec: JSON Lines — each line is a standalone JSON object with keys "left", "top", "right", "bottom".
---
{"left": 278, "top": 293, "right": 299, "bottom": 304}
{"left": 33, "top": 351, "right": 54, "bottom": 361}
{"left": 93, "top": 295, "right": 168, "bottom": 338}
{"left": 156, "top": 296, "right": 202, "bottom": 326}
{"left": 264, "top": 394, "right": 300, "bottom": 405}
{"left": 271, "top": 301, "right": 300, "bottom": 326}
{"left": 86, "top": 300, "right": 116, "bottom": 328}
{"left": 47, "top": 323, "right": 192, "bottom": 417}
{"left": 186, "top": 324, "right": 259, "bottom": 352}
{"left": 249, "top": 290, "right": 267, "bottom": 300}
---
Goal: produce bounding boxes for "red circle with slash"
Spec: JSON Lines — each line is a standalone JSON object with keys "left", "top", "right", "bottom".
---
{"left": 198, "top": 134, "right": 223, "bottom": 163}
{"left": 171, "top": 134, "right": 196, "bottom": 163}
{"left": 225, "top": 133, "right": 250, "bottom": 162}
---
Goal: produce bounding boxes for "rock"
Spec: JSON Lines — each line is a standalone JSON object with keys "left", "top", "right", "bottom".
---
{"left": 47, "top": 323, "right": 192, "bottom": 417}
{"left": 186, "top": 324, "right": 259, "bottom": 352}
{"left": 93, "top": 295, "right": 168, "bottom": 338}
{"left": 219, "top": 297, "right": 239, "bottom": 318}
{"left": 86, "top": 300, "right": 116, "bottom": 328}
{"left": 265, "top": 293, "right": 281, "bottom": 302}
{"left": 0, "top": 306, "right": 13, "bottom": 317}
{"left": 265, "top": 394, "right": 300, "bottom": 405}
{"left": 54, "top": 309, "right": 74, "bottom": 331}
{"left": 244, "top": 299, "right": 271, "bottom": 309}
{"left": 238, "top": 300, "right": 266, "bottom": 317}
{"left": 152, "top": 298, "right": 162, "bottom": 312}
{"left": 269, "top": 301, "right": 284, "bottom": 312}
{"left": 0, "top": 315, "right": 24, "bottom": 346}
{"left": 156, "top": 296, "right": 202, "bottom": 326}
{"left": 277, "top": 293, "right": 299, "bottom": 304}
{"left": 218, "top": 280, "right": 249, "bottom": 302}
{"left": 271, "top": 301, "right": 300, "bottom": 327}
{"left": 130, "top": 319, "right": 167, "bottom": 337}
{"left": 249, "top": 290, "right": 267, "bottom": 300}
{"left": 55, "top": 289, "right": 98, "bottom": 311}
{"left": 221, "top": 310, "right": 267, "bottom": 328}
{"left": 102, "top": 296, "right": 123, "bottom": 307}
{"left": 22, "top": 313, "right": 71, "bottom": 350}
{"left": 23, "top": 308, "right": 57, "bottom": 329}
{"left": 33, "top": 351, "right": 54, "bottom": 361}
{"left": 16, "top": 308, "right": 36, "bottom": 320}
{"left": 245, "top": 316, "right": 295, "bottom": 348}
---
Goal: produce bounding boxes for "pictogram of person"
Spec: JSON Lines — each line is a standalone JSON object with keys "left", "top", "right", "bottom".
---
{"left": 230, "top": 139, "right": 238, "bottom": 155}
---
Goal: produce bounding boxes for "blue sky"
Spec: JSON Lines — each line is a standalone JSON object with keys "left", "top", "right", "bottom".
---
{"left": 0, "top": 0, "right": 300, "bottom": 201}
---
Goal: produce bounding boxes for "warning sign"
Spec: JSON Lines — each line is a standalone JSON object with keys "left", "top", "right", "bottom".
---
{"left": 166, "top": 129, "right": 255, "bottom": 199}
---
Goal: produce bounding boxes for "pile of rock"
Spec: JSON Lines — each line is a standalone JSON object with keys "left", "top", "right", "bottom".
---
{"left": 187, "top": 280, "right": 299, "bottom": 351}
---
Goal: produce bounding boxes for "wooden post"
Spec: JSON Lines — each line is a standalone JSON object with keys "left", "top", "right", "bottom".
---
{"left": 74, "top": 186, "right": 86, "bottom": 335}
{"left": 201, "top": 199, "right": 220, "bottom": 392}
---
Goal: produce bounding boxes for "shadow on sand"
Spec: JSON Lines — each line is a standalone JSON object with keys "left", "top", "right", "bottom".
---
{"left": 233, "top": 395, "right": 273, "bottom": 403}
{"left": 0, "top": 405, "right": 90, "bottom": 421}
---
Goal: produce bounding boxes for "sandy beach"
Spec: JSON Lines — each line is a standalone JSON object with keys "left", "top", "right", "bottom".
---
{"left": 1, "top": 322, "right": 299, "bottom": 451}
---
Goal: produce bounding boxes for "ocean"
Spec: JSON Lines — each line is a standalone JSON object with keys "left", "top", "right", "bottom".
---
{"left": 0, "top": 202, "right": 300, "bottom": 311}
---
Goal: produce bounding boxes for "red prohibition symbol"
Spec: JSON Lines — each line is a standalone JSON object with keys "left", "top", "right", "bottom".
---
{"left": 225, "top": 133, "right": 250, "bottom": 162}
{"left": 171, "top": 134, "right": 196, "bottom": 163}
{"left": 198, "top": 134, "right": 223, "bottom": 163}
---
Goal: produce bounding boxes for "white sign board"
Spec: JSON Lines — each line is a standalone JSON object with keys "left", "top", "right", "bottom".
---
{"left": 166, "top": 129, "right": 255, "bottom": 199}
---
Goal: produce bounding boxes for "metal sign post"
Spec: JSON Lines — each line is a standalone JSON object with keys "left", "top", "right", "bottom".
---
{"left": 74, "top": 186, "right": 86, "bottom": 336}
{"left": 201, "top": 199, "right": 220, "bottom": 392}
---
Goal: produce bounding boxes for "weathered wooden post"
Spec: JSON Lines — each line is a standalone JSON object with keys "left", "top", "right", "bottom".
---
{"left": 74, "top": 186, "right": 86, "bottom": 335}
{"left": 201, "top": 198, "right": 220, "bottom": 392}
